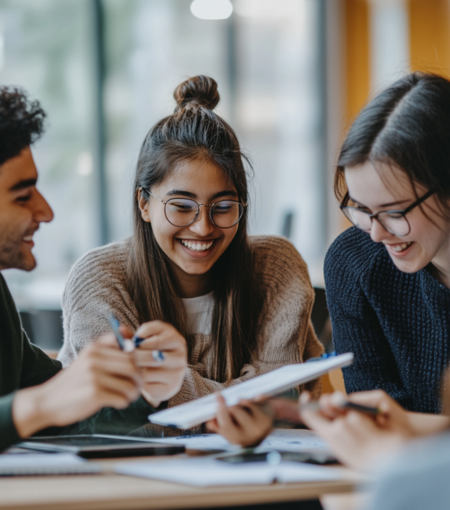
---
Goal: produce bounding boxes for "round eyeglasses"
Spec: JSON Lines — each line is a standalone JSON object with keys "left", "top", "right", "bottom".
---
{"left": 141, "top": 188, "right": 247, "bottom": 229}
{"left": 340, "top": 190, "right": 435, "bottom": 237}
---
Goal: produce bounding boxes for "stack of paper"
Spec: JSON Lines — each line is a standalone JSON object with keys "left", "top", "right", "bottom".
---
{"left": 0, "top": 453, "right": 101, "bottom": 476}
{"left": 257, "top": 429, "right": 329, "bottom": 452}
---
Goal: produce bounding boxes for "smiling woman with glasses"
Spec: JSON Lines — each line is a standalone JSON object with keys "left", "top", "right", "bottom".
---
{"left": 340, "top": 189, "right": 435, "bottom": 237}
{"left": 144, "top": 188, "right": 247, "bottom": 229}
{"left": 321, "top": 72, "right": 450, "bottom": 417}
{"left": 57, "top": 75, "right": 324, "bottom": 443}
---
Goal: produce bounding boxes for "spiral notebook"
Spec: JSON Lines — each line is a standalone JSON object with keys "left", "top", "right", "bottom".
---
{"left": 0, "top": 453, "right": 101, "bottom": 476}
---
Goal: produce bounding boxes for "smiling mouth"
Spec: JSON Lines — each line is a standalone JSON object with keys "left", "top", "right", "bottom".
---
{"left": 179, "top": 239, "right": 215, "bottom": 252}
{"left": 22, "top": 236, "right": 34, "bottom": 242}
{"left": 387, "top": 242, "right": 413, "bottom": 253}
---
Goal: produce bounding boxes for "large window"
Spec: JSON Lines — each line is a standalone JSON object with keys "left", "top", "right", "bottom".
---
{"left": 103, "top": 0, "right": 327, "bottom": 281}
{"left": 0, "top": 0, "right": 98, "bottom": 312}
{"left": 0, "top": 0, "right": 327, "bottom": 346}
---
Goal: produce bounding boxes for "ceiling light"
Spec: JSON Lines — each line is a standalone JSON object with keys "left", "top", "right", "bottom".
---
{"left": 190, "top": 0, "right": 233, "bottom": 20}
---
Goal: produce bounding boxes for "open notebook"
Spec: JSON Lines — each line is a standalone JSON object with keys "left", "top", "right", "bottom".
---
{"left": 115, "top": 457, "right": 347, "bottom": 487}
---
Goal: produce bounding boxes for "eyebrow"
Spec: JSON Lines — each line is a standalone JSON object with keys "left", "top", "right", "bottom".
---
{"left": 349, "top": 196, "right": 411, "bottom": 209}
{"left": 9, "top": 178, "right": 37, "bottom": 192}
{"left": 166, "top": 189, "right": 238, "bottom": 200}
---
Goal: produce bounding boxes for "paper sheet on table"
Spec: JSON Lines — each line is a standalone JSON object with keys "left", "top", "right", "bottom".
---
{"left": 257, "top": 429, "right": 329, "bottom": 452}
{"left": 148, "top": 429, "right": 329, "bottom": 453}
{"left": 115, "top": 458, "right": 344, "bottom": 487}
{"left": 149, "top": 353, "right": 353, "bottom": 429}
{"left": 0, "top": 453, "right": 101, "bottom": 476}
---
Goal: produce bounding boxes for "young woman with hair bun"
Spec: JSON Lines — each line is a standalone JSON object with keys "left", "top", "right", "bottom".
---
{"left": 58, "top": 75, "right": 323, "bottom": 439}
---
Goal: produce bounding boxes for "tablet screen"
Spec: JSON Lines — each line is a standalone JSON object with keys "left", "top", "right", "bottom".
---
{"left": 18, "top": 435, "right": 185, "bottom": 458}
{"left": 24, "top": 435, "right": 156, "bottom": 447}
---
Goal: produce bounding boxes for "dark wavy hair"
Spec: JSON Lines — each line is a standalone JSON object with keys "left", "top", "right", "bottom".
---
{"left": 127, "top": 75, "right": 262, "bottom": 383}
{"left": 0, "top": 86, "right": 46, "bottom": 166}
{"left": 335, "top": 72, "right": 450, "bottom": 221}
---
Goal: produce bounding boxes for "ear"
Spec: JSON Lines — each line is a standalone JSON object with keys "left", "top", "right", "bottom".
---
{"left": 137, "top": 189, "right": 151, "bottom": 223}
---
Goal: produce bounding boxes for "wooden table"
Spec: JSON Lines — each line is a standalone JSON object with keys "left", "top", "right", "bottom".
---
{"left": 0, "top": 453, "right": 364, "bottom": 510}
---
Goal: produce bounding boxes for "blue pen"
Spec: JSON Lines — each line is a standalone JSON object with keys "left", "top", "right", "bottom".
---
{"left": 132, "top": 334, "right": 165, "bottom": 362}
{"left": 110, "top": 316, "right": 162, "bottom": 360}
{"left": 306, "top": 351, "right": 336, "bottom": 363}
{"left": 109, "top": 316, "right": 127, "bottom": 350}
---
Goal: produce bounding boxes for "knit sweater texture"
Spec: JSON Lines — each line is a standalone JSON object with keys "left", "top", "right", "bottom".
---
{"left": 325, "top": 227, "right": 450, "bottom": 414}
{"left": 58, "top": 235, "right": 324, "bottom": 434}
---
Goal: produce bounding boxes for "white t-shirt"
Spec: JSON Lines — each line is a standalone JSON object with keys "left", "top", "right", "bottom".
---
{"left": 182, "top": 292, "right": 214, "bottom": 335}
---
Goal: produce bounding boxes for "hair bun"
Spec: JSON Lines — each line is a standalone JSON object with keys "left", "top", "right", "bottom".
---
{"left": 174, "top": 75, "right": 220, "bottom": 111}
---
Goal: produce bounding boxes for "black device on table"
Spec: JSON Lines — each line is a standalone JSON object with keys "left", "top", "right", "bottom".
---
{"left": 17, "top": 435, "right": 185, "bottom": 459}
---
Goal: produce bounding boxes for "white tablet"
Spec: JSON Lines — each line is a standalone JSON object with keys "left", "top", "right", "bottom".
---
{"left": 149, "top": 353, "right": 353, "bottom": 429}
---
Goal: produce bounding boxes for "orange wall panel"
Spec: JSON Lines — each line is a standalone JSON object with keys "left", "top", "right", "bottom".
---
{"left": 409, "top": 0, "right": 450, "bottom": 79}
{"left": 340, "top": 0, "right": 370, "bottom": 230}
{"left": 344, "top": 0, "right": 371, "bottom": 126}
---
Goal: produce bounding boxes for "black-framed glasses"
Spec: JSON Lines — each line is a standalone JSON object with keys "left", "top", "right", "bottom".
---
{"left": 142, "top": 188, "right": 247, "bottom": 229}
{"left": 340, "top": 189, "right": 435, "bottom": 237}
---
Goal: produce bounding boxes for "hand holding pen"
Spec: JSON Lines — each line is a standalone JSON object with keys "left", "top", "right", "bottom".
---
{"left": 133, "top": 334, "right": 165, "bottom": 363}
{"left": 298, "top": 390, "right": 411, "bottom": 470}
{"left": 109, "top": 317, "right": 188, "bottom": 408}
{"left": 109, "top": 317, "right": 164, "bottom": 361}
{"left": 251, "top": 390, "right": 382, "bottom": 426}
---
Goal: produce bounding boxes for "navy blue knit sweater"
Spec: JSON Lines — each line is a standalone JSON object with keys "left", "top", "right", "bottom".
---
{"left": 325, "top": 227, "right": 450, "bottom": 414}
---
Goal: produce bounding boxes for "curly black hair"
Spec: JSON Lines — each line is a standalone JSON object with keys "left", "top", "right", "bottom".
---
{"left": 0, "top": 86, "right": 46, "bottom": 166}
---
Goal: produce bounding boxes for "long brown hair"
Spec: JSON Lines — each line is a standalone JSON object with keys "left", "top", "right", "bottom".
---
{"left": 127, "top": 75, "right": 262, "bottom": 383}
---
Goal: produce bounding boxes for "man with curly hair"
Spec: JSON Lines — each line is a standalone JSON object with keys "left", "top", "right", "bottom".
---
{"left": 0, "top": 87, "right": 168, "bottom": 451}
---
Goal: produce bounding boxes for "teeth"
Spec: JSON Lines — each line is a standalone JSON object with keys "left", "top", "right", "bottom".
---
{"left": 181, "top": 240, "right": 214, "bottom": 252}
{"left": 23, "top": 236, "right": 33, "bottom": 241}
{"left": 391, "top": 242, "right": 412, "bottom": 252}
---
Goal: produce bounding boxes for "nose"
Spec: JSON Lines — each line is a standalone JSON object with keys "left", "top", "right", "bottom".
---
{"left": 188, "top": 206, "right": 215, "bottom": 237}
{"left": 33, "top": 189, "right": 54, "bottom": 224}
{"left": 370, "top": 218, "right": 389, "bottom": 243}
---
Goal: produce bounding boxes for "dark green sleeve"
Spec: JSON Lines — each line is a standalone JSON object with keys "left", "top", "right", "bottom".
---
{"left": 0, "top": 393, "right": 21, "bottom": 452}
{"left": 20, "top": 333, "right": 62, "bottom": 389}
{"left": 0, "top": 340, "right": 62, "bottom": 452}
{"left": 0, "top": 273, "right": 62, "bottom": 452}
{"left": 61, "top": 397, "right": 166, "bottom": 436}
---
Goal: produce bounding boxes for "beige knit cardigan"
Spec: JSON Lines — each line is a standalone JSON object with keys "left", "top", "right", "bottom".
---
{"left": 58, "top": 235, "right": 324, "bottom": 422}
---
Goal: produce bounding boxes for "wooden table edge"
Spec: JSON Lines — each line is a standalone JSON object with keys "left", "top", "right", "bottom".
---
{"left": 0, "top": 477, "right": 358, "bottom": 510}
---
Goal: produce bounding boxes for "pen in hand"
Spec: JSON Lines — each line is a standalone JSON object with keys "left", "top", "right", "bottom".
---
{"left": 109, "top": 316, "right": 165, "bottom": 362}
{"left": 132, "top": 335, "right": 165, "bottom": 363}
{"left": 301, "top": 400, "right": 381, "bottom": 415}
{"left": 108, "top": 316, "right": 128, "bottom": 351}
